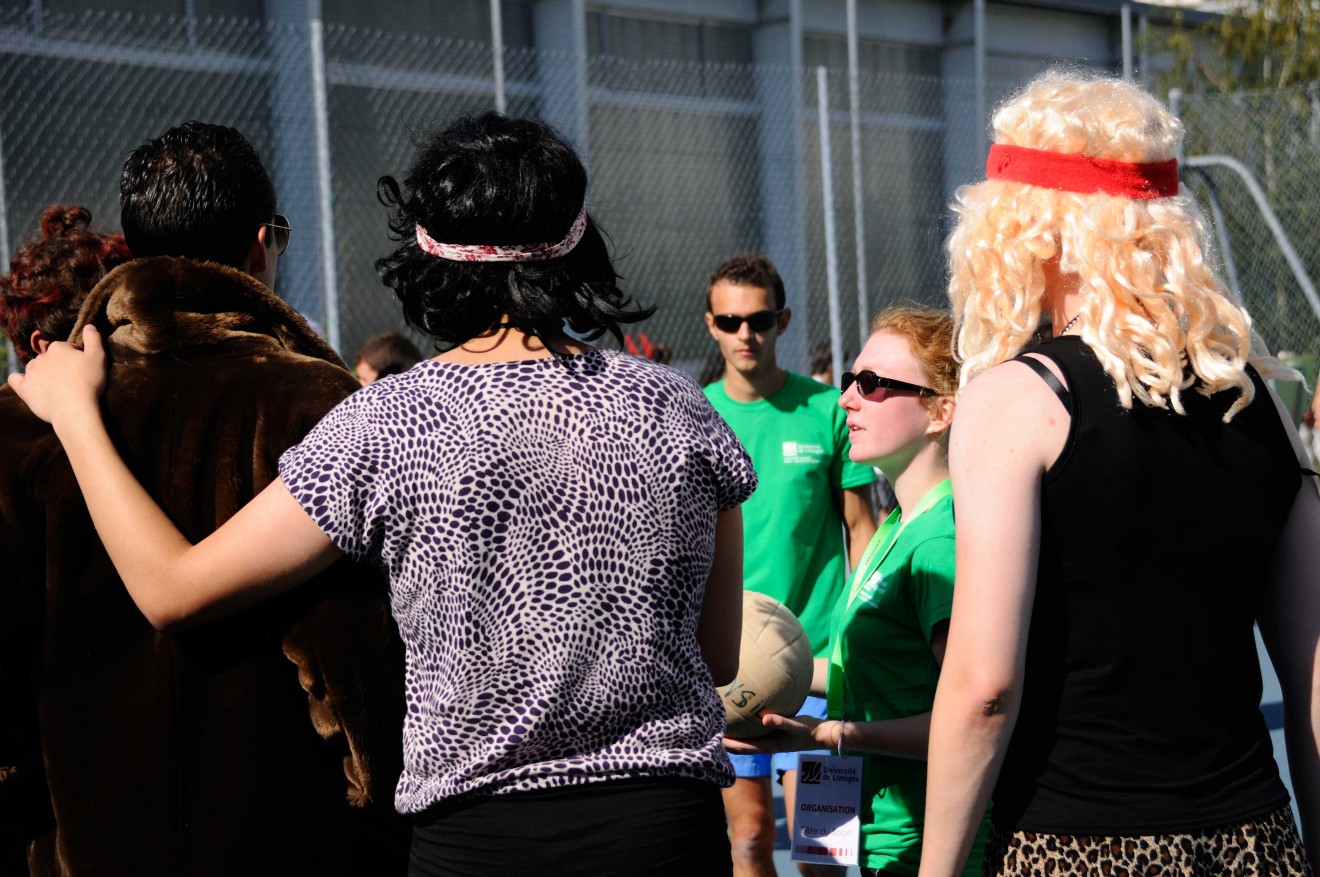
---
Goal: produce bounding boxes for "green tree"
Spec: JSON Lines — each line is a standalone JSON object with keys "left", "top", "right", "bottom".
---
{"left": 1163, "top": 0, "right": 1320, "bottom": 93}
{"left": 1154, "top": 1, "right": 1320, "bottom": 362}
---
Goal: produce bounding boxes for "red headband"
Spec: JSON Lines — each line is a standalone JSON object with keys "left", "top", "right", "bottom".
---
{"left": 986, "top": 143, "right": 1179, "bottom": 199}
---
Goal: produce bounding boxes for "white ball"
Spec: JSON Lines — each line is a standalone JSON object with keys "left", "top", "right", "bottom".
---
{"left": 719, "top": 591, "right": 814, "bottom": 738}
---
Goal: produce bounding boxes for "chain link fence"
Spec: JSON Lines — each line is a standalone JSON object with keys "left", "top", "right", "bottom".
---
{"left": 1179, "top": 85, "right": 1320, "bottom": 418}
{"left": 3, "top": 7, "right": 1319, "bottom": 403}
{"left": 0, "top": 8, "right": 984, "bottom": 378}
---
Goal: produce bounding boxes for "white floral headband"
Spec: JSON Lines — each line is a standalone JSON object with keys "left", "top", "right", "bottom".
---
{"left": 414, "top": 207, "right": 589, "bottom": 262}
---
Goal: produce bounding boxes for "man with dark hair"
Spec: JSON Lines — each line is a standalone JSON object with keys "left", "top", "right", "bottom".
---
{"left": 119, "top": 120, "right": 279, "bottom": 271}
{"left": 0, "top": 122, "right": 405, "bottom": 873}
{"left": 704, "top": 252, "right": 877, "bottom": 877}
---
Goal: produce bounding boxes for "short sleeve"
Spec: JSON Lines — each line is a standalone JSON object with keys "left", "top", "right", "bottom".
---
{"left": 689, "top": 388, "right": 757, "bottom": 512}
{"left": 278, "top": 390, "right": 389, "bottom": 562}
{"left": 907, "top": 535, "right": 956, "bottom": 643}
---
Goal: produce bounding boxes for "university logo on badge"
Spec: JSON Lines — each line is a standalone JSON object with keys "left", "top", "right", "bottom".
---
{"left": 799, "top": 759, "right": 823, "bottom": 784}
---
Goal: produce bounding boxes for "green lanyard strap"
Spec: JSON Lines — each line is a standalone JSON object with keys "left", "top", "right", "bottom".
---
{"left": 826, "top": 478, "right": 951, "bottom": 720}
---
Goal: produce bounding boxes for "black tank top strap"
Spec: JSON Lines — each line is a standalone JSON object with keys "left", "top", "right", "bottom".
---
{"left": 1012, "top": 353, "right": 1072, "bottom": 415}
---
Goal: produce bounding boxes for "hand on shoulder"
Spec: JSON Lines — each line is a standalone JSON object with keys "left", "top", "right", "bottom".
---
{"left": 8, "top": 324, "right": 107, "bottom": 430}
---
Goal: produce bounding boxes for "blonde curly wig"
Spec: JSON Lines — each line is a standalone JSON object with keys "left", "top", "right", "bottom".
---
{"left": 947, "top": 69, "right": 1258, "bottom": 419}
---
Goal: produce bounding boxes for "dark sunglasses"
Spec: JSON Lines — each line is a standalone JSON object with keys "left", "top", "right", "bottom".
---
{"left": 841, "top": 370, "right": 936, "bottom": 398}
{"left": 265, "top": 214, "right": 292, "bottom": 256}
{"left": 711, "top": 310, "right": 783, "bottom": 333}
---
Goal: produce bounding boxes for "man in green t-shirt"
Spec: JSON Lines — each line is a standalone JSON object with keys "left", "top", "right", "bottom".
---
{"left": 702, "top": 253, "right": 878, "bottom": 877}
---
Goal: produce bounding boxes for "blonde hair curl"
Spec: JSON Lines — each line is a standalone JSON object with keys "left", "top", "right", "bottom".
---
{"left": 948, "top": 69, "right": 1258, "bottom": 420}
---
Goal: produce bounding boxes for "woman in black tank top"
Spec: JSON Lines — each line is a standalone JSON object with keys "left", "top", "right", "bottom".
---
{"left": 920, "top": 70, "right": 1318, "bottom": 877}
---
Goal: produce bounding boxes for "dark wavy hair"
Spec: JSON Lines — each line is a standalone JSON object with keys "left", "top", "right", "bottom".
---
{"left": 0, "top": 205, "right": 131, "bottom": 363}
{"left": 120, "top": 120, "right": 275, "bottom": 267}
{"left": 375, "top": 113, "right": 653, "bottom": 347}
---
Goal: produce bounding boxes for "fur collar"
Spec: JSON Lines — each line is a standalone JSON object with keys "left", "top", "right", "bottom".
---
{"left": 71, "top": 257, "right": 346, "bottom": 368}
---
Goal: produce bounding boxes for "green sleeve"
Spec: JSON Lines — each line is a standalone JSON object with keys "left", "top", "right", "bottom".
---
{"left": 908, "top": 535, "right": 956, "bottom": 643}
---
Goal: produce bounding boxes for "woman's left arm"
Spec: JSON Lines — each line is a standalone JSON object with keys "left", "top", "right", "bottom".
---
{"left": 918, "top": 363, "right": 1061, "bottom": 877}
{"left": 1260, "top": 386, "right": 1320, "bottom": 856}
{"left": 9, "top": 327, "right": 344, "bottom": 631}
{"left": 698, "top": 507, "right": 744, "bottom": 686}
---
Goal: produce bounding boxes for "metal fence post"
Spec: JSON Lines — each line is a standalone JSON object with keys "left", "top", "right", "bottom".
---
{"left": 817, "top": 67, "right": 844, "bottom": 386}
{"left": 491, "top": 0, "right": 506, "bottom": 113}
{"left": 0, "top": 118, "right": 12, "bottom": 375}
{"left": 265, "top": 0, "right": 338, "bottom": 349}
{"left": 974, "top": 0, "right": 986, "bottom": 157}
{"left": 308, "top": 16, "right": 340, "bottom": 353}
{"left": 1121, "top": 4, "right": 1133, "bottom": 80}
{"left": 532, "top": 0, "right": 589, "bottom": 163}
{"left": 846, "top": 0, "right": 868, "bottom": 348}
{"left": 1169, "top": 88, "right": 1183, "bottom": 164}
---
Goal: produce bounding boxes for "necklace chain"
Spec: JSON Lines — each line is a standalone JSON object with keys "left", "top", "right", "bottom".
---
{"left": 1060, "top": 314, "right": 1081, "bottom": 334}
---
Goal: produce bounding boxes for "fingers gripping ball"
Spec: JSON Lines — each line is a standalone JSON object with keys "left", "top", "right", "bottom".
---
{"left": 720, "top": 591, "right": 813, "bottom": 738}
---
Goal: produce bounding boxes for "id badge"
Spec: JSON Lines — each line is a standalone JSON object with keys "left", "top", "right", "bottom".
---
{"left": 789, "top": 754, "right": 862, "bottom": 866}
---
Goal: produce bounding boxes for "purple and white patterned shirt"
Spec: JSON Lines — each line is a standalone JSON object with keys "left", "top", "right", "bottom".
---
{"left": 279, "top": 349, "right": 756, "bottom": 814}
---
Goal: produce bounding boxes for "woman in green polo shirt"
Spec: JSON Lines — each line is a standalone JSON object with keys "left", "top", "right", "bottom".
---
{"left": 725, "top": 306, "right": 987, "bottom": 876}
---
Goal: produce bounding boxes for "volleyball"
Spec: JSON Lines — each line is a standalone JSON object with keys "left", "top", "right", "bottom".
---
{"left": 720, "top": 591, "right": 814, "bottom": 738}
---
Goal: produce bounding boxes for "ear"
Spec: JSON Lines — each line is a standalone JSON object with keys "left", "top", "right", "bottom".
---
{"left": 247, "top": 226, "right": 269, "bottom": 274}
{"left": 30, "top": 330, "right": 50, "bottom": 356}
{"left": 777, "top": 307, "right": 792, "bottom": 334}
{"left": 926, "top": 394, "right": 956, "bottom": 438}
{"left": 704, "top": 310, "right": 720, "bottom": 342}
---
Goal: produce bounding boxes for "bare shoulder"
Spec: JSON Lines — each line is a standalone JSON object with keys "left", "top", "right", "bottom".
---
{"left": 954, "top": 359, "right": 1071, "bottom": 470}
{"left": 958, "top": 358, "right": 1069, "bottom": 419}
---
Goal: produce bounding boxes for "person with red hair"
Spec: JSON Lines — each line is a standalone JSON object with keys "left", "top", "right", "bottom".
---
{"left": 0, "top": 204, "right": 130, "bottom": 363}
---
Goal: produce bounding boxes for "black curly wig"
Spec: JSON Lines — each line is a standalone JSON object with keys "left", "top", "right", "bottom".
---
{"left": 376, "top": 113, "right": 653, "bottom": 348}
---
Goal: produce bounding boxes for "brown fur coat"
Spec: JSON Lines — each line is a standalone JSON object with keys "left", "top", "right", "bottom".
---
{"left": 0, "top": 258, "right": 407, "bottom": 875}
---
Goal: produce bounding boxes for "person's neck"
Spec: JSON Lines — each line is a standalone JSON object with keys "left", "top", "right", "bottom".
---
{"left": 1046, "top": 272, "right": 1083, "bottom": 336}
{"left": 434, "top": 325, "right": 592, "bottom": 365}
{"left": 891, "top": 443, "right": 950, "bottom": 515}
{"left": 721, "top": 362, "right": 789, "bottom": 403}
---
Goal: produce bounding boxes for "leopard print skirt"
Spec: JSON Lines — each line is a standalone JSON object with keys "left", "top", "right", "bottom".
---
{"left": 985, "top": 805, "right": 1312, "bottom": 876}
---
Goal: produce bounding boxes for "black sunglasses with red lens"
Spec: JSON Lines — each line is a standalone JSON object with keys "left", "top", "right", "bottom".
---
{"left": 841, "top": 370, "right": 936, "bottom": 398}
{"left": 711, "top": 310, "right": 783, "bottom": 333}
